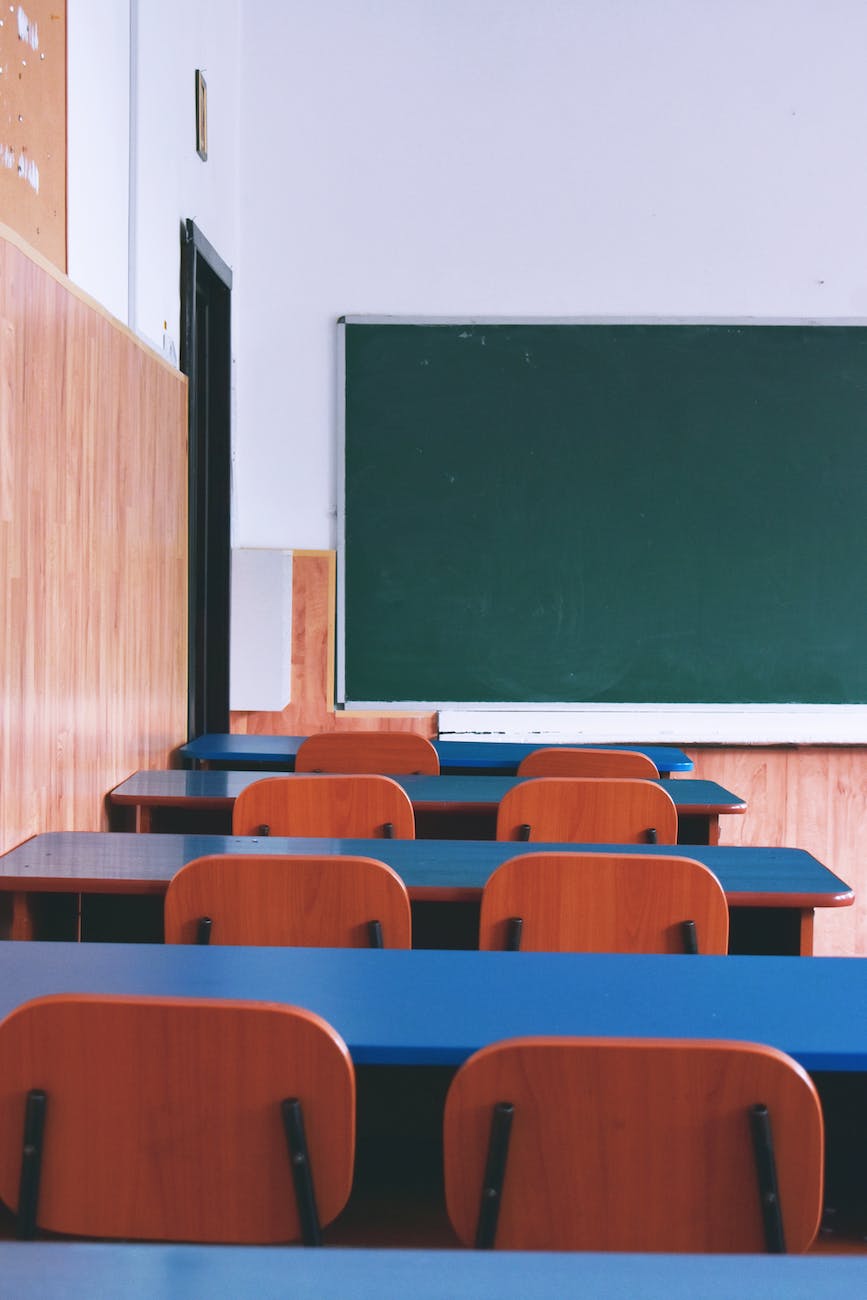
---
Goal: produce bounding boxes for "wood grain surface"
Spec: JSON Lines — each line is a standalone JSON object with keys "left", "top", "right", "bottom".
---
{"left": 478, "top": 851, "right": 728, "bottom": 954}
{"left": 0, "top": 993, "right": 354, "bottom": 1241}
{"left": 232, "top": 774, "right": 416, "bottom": 840}
{"left": 0, "top": 225, "right": 187, "bottom": 858}
{"left": 688, "top": 747, "right": 867, "bottom": 956}
{"left": 444, "top": 1035, "right": 823, "bottom": 1252}
{"left": 164, "top": 852, "right": 411, "bottom": 948}
{"left": 496, "top": 777, "right": 679, "bottom": 845}
{"left": 0, "top": 2, "right": 66, "bottom": 270}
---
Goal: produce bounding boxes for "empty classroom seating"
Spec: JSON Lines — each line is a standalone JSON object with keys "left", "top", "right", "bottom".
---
{"left": 232, "top": 774, "right": 416, "bottom": 839}
{"left": 443, "top": 1035, "right": 823, "bottom": 1252}
{"left": 164, "top": 852, "right": 411, "bottom": 948}
{"left": 496, "top": 777, "right": 678, "bottom": 844}
{"left": 478, "top": 851, "right": 728, "bottom": 954}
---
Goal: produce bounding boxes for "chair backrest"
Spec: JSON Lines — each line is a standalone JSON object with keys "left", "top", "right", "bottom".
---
{"left": 496, "top": 777, "right": 678, "bottom": 844}
{"left": 478, "top": 851, "right": 728, "bottom": 954}
{"left": 517, "top": 746, "right": 660, "bottom": 778}
{"left": 0, "top": 994, "right": 355, "bottom": 1243}
{"left": 164, "top": 853, "right": 412, "bottom": 948}
{"left": 295, "top": 730, "right": 439, "bottom": 775}
{"left": 232, "top": 774, "right": 416, "bottom": 839}
{"left": 443, "top": 1036, "right": 823, "bottom": 1253}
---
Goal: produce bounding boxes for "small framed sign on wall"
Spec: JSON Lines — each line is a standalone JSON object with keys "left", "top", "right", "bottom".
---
{"left": 195, "top": 69, "right": 208, "bottom": 161}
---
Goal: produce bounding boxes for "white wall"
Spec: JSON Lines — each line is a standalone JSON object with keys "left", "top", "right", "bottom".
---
{"left": 67, "top": 0, "right": 241, "bottom": 363}
{"left": 65, "top": 1, "right": 867, "bottom": 716}
{"left": 229, "top": 548, "right": 293, "bottom": 710}
{"left": 235, "top": 0, "right": 867, "bottom": 551}
{"left": 66, "top": 0, "right": 131, "bottom": 323}
{"left": 68, "top": 0, "right": 867, "bottom": 548}
{"left": 132, "top": 0, "right": 241, "bottom": 359}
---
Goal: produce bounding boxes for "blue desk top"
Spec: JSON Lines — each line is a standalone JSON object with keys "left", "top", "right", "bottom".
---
{"left": 0, "top": 943, "right": 865, "bottom": 1071}
{"left": 0, "top": 832, "right": 851, "bottom": 906}
{"left": 0, "top": 1243, "right": 863, "bottom": 1299}
{"left": 113, "top": 770, "right": 745, "bottom": 815}
{"left": 435, "top": 738, "right": 693, "bottom": 773}
{"left": 179, "top": 734, "right": 694, "bottom": 774}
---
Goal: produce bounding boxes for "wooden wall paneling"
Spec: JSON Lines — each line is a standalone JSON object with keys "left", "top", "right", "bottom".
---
{"left": 688, "top": 746, "right": 867, "bottom": 957}
{"left": 687, "top": 749, "right": 790, "bottom": 848}
{"left": 0, "top": 1, "right": 67, "bottom": 271}
{"left": 787, "top": 748, "right": 867, "bottom": 959}
{"left": 230, "top": 551, "right": 436, "bottom": 738}
{"left": 0, "top": 224, "right": 187, "bottom": 861}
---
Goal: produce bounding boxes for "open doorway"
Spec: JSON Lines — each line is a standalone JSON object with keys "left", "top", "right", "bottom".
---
{"left": 180, "top": 219, "right": 232, "bottom": 739}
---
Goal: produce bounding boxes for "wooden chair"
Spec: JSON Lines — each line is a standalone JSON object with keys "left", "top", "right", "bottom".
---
{"left": 164, "top": 853, "right": 411, "bottom": 948}
{"left": 295, "top": 730, "right": 439, "bottom": 775}
{"left": 478, "top": 851, "right": 728, "bottom": 954}
{"left": 496, "top": 777, "right": 678, "bottom": 845}
{"left": 443, "top": 1036, "right": 824, "bottom": 1253}
{"left": 232, "top": 774, "right": 416, "bottom": 839}
{"left": 0, "top": 994, "right": 355, "bottom": 1244}
{"left": 517, "top": 746, "right": 659, "bottom": 778}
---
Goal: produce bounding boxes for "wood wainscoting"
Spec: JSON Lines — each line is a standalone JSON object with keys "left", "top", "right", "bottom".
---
{"left": 688, "top": 746, "right": 867, "bottom": 957}
{"left": 0, "top": 224, "right": 188, "bottom": 857}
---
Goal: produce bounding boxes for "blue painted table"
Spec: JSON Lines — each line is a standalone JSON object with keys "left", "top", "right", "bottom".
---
{"left": 0, "top": 945, "right": 865, "bottom": 1249}
{"left": 110, "top": 769, "right": 743, "bottom": 844}
{"left": 179, "top": 732, "right": 694, "bottom": 775}
{"left": 0, "top": 942, "right": 862, "bottom": 1071}
{"left": 0, "top": 832, "right": 851, "bottom": 954}
{"left": 0, "top": 1243, "right": 863, "bottom": 1298}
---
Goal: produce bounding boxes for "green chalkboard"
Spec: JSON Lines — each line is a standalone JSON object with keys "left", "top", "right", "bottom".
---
{"left": 340, "top": 319, "right": 867, "bottom": 706}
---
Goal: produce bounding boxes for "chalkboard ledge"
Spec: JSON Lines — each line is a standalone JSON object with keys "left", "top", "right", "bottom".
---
{"left": 430, "top": 705, "right": 867, "bottom": 746}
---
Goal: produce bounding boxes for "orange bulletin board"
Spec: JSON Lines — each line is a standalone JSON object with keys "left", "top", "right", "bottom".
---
{"left": 0, "top": 1, "right": 66, "bottom": 271}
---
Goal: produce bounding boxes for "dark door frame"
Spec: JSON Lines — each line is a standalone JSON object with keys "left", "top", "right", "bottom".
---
{"left": 180, "top": 219, "right": 233, "bottom": 740}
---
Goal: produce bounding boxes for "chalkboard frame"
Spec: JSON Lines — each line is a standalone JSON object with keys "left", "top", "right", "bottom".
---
{"left": 337, "top": 316, "right": 867, "bottom": 743}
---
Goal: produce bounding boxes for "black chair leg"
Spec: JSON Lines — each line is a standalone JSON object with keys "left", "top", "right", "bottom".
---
{"left": 16, "top": 1088, "right": 46, "bottom": 1240}
{"left": 645, "top": 827, "right": 658, "bottom": 843}
{"left": 750, "top": 1102, "right": 786, "bottom": 1252}
{"left": 681, "top": 919, "right": 698, "bottom": 953}
{"left": 517, "top": 824, "right": 531, "bottom": 841}
{"left": 282, "top": 1097, "right": 322, "bottom": 1246}
{"left": 368, "top": 919, "right": 384, "bottom": 948}
{"left": 196, "top": 916, "right": 213, "bottom": 945}
{"left": 475, "top": 1101, "right": 514, "bottom": 1249}
{"left": 505, "top": 917, "right": 523, "bottom": 951}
